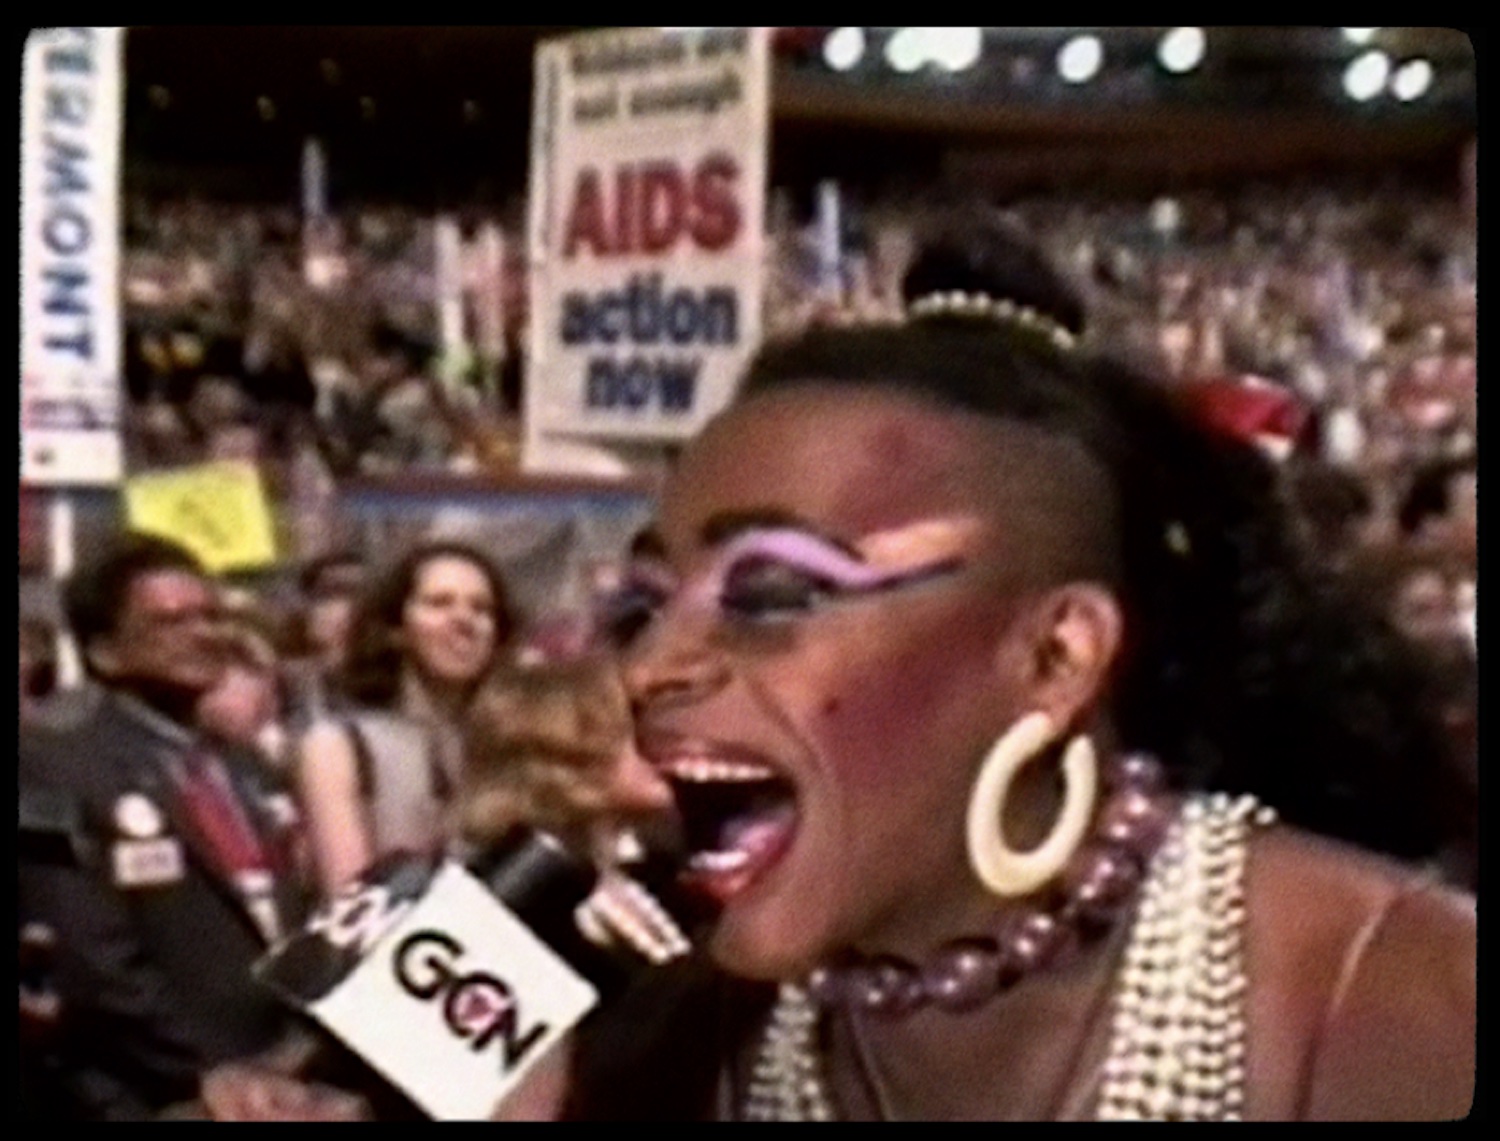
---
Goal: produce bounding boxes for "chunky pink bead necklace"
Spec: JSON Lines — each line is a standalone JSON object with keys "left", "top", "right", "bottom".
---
{"left": 806, "top": 752, "right": 1175, "bottom": 1017}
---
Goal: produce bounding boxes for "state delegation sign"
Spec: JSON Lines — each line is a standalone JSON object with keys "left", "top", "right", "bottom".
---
{"left": 21, "top": 28, "right": 125, "bottom": 487}
{"left": 526, "top": 27, "right": 770, "bottom": 447}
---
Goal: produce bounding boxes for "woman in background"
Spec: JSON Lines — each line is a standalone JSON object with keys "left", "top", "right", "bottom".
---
{"left": 294, "top": 540, "right": 513, "bottom": 898}
{"left": 196, "top": 611, "right": 292, "bottom": 771}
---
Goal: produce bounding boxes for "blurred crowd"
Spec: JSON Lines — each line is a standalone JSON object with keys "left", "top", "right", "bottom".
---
{"left": 119, "top": 175, "right": 1477, "bottom": 483}
{"left": 120, "top": 199, "right": 529, "bottom": 494}
{"left": 98, "top": 172, "right": 1476, "bottom": 647}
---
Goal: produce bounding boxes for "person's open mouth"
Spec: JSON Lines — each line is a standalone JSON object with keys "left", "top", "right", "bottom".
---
{"left": 651, "top": 745, "right": 800, "bottom": 907}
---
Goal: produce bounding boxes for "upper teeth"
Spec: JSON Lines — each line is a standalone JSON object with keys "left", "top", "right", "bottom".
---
{"left": 659, "top": 756, "right": 778, "bottom": 783}
{"left": 689, "top": 848, "right": 752, "bottom": 873}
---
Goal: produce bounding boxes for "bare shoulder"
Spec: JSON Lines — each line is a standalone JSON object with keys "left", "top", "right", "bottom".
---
{"left": 1247, "top": 826, "right": 1473, "bottom": 933}
{"left": 1241, "top": 827, "right": 1475, "bottom": 1121}
{"left": 295, "top": 720, "right": 362, "bottom": 791}
{"left": 299, "top": 717, "right": 357, "bottom": 751}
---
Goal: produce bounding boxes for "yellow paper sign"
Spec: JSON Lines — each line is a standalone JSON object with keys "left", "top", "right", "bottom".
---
{"left": 123, "top": 461, "right": 278, "bottom": 574}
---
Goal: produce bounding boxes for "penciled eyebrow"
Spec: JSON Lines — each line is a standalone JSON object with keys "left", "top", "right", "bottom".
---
{"left": 628, "top": 511, "right": 864, "bottom": 564}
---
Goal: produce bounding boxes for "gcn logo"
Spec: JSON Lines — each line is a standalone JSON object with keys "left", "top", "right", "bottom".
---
{"left": 393, "top": 929, "right": 550, "bottom": 1073}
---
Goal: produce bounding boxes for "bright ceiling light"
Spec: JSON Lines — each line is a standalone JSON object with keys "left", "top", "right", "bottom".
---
{"left": 1149, "top": 196, "right": 1183, "bottom": 236}
{"left": 1343, "top": 50, "right": 1391, "bottom": 101}
{"left": 1057, "top": 34, "right": 1103, "bottom": 84}
{"left": 1391, "top": 58, "right": 1434, "bottom": 101}
{"left": 930, "top": 27, "right": 983, "bottom": 72}
{"left": 1342, "top": 28, "right": 1380, "bottom": 45}
{"left": 885, "top": 27, "right": 928, "bottom": 73}
{"left": 823, "top": 27, "right": 867, "bottom": 71}
{"left": 1157, "top": 27, "right": 1206, "bottom": 74}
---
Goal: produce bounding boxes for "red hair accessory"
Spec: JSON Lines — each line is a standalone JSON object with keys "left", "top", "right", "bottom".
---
{"left": 1176, "top": 375, "right": 1310, "bottom": 463}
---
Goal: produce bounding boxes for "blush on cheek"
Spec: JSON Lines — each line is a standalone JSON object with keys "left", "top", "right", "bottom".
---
{"left": 817, "top": 644, "right": 981, "bottom": 790}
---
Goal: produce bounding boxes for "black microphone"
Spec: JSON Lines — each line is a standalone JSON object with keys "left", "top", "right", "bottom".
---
{"left": 254, "top": 826, "right": 698, "bottom": 1120}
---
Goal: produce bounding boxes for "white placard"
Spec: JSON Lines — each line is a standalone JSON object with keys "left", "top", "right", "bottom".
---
{"left": 435, "top": 214, "right": 468, "bottom": 382}
{"left": 473, "top": 220, "right": 507, "bottom": 362}
{"left": 815, "top": 179, "right": 843, "bottom": 305}
{"left": 308, "top": 862, "right": 599, "bottom": 1121}
{"left": 525, "top": 26, "right": 770, "bottom": 459}
{"left": 302, "top": 136, "right": 328, "bottom": 224}
{"left": 21, "top": 27, "right": 125, "bottom": 487}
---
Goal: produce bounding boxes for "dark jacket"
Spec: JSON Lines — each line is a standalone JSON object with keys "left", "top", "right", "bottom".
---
{"left": 564, "top": 955, "right": 775, "bottom": 1121}
{"left": 18, "top": 691, "right": 310, "bottom": 1120}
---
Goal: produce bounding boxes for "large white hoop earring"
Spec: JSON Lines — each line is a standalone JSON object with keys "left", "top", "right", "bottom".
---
{"left": 966, "top": 711, "right": 1099, "bottom": 898}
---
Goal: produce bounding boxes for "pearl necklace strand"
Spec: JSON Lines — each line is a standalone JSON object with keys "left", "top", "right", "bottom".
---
{"left": 740, "top": 791, "right": 1276, "bottom": 1122}
{"left": 1096, "top": 791, "right": 1275, "bottom": 1121}
{"left": 742, "top": 983, "right": 835, "bottom": 1121}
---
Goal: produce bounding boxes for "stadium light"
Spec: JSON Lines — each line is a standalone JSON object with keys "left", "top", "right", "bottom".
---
{"left": 1343, "top": 50, "right": 1391, "bottom": 101}
{"left": 823, "top": 27, "right": 867, "bottom": 71}
{"left": 1391, "top": 58, "right": 1434, "bottom": 101}
{"left": 930, "top": 27, "right": 983, "bottom": 72}
{"left": 1157, "top": 27, "right": 1206, "bottom": 74}
{"left": 885, "top": 27, "right": 928, "bottom": 73}
{"left": 1057, "top": 35, "right": 1104, "bottom": 84}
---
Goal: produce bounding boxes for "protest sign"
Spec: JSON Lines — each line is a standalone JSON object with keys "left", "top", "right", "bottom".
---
{"left": 524, "top": 26, "right": 770, "bottom": 465}
{"left": 123, "top": 462, "right": 279, "bottom": 574}
{"left": 21, "top": 27, "right": 126, "bottom": 486}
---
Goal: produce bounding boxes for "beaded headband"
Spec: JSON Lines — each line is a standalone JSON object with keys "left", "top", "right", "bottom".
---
{"left": 906, "top": 292, "right": 1190, "bottom": 559}
{"left": 905, "top": 290, "right": 1195, "bottom": 561}
{"left": 907, "top": 290, "right": 1080, "bottom": 352}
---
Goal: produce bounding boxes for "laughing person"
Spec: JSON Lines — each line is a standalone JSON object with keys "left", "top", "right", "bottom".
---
{"left": 206, "top": 218, "right": 1475, "bottom": 1120}
{"left": 294, "top": 541, "right": 513, "bottom": 900}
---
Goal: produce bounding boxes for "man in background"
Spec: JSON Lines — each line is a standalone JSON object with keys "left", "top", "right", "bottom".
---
{"left": 18, "top": 534, "right": 310, "bottom": 1119}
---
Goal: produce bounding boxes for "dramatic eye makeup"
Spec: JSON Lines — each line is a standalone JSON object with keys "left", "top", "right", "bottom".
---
{"left": 713, "top": 528, "right": 966, "bottom": 627}
{"left": 600, "top": 523, "right": 967, "bottom": 647}
{"left": 718, "top": 556, "right": 835, "bottom": 622}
